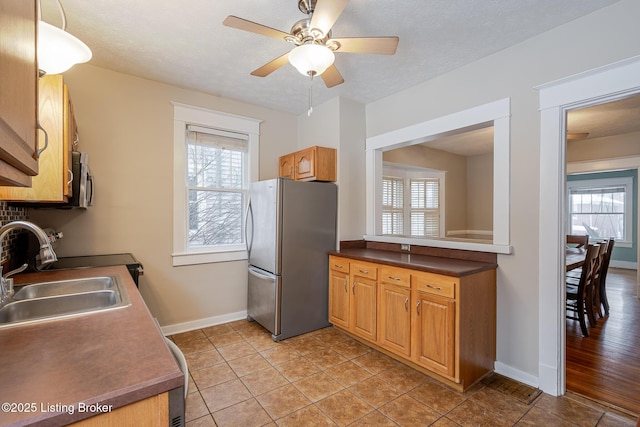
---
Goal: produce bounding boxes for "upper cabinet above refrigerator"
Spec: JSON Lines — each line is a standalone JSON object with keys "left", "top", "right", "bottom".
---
{"left": 278, "top": 146, "right": 336, "bottom": 182}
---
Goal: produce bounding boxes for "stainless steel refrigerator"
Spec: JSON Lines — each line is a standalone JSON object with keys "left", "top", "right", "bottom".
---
{"left": 246, "top": 177, "right": 337, "bottom": 341}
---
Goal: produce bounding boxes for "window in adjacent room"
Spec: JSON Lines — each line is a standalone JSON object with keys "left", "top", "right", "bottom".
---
{"left": 382, "top": 164, "right": 444, "bottom": 237}
{"left": 172, "top": 103, "right": 260, "bottom": 266}
{"left": 567, "top": 175, "right": 633, "bottom": 247}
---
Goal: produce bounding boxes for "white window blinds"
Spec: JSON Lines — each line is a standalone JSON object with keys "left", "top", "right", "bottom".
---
{"left": 186, "top": 125, "right": 249, "bottom": 248}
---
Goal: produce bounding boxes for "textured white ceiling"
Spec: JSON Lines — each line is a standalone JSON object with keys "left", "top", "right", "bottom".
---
{"left": 41, "top": 0, "right": 620, "bottom": 115}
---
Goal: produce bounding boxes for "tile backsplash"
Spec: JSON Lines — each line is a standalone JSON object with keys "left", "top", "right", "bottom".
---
{"left": 0, "top": 202, "right": 28, "bottom": 265}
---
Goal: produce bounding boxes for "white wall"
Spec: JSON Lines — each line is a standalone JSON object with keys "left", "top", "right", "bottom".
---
{"left": 297, "top": 97, "right": 367, "bottom": 241}
{"left": 365, "top": 0, "right": 640, "bottom": 382}
{"left": 29, "top": 65, "right": 298, "bottom": 327}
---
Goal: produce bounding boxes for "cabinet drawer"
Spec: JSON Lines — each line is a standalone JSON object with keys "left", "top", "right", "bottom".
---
{"left": 380, "top": 266, "right": 411, "bottom": 288}
{"left": 329, "top": 256, "right": 350, "bottom": 273}
{"left": 412, "top": 272, "right": 457, "bottom": 299}
{"left": 351, "top": 262, "right": 378, "bottom": 280}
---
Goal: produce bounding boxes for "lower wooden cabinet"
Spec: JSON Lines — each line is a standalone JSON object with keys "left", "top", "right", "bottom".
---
{"left": 328, "top": 255, "right": 496, "bottom": 391}
{"left": 378, "top": 266, "right": 412, "bottom": 357}
{"left": 69, "top": 392, "right": 168, "bottom": 426}
{"left": 328, "top": 263, "right": 350, "bottom": 329}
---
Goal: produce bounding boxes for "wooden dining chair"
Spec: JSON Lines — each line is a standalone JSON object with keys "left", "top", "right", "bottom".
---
{"left": 597, "top": 238, "right": 615, "bottom": 316}
{"left": 566, "top": 244, "right": 599, "bottom": 337}
{"left": 566, "top": 234, "right": 589, "bottom": 249}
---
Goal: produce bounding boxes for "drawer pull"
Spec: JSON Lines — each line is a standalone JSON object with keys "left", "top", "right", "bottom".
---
{"left": 334, "top": 264, "right": 344, "bottom": 269}
{"left": 388, "top": 276, "right": 401, "bottom": 281}
{"left": 426, "top": 284, "right": 443, "bottom": 291}
{"left": 358, "top": 269, "right": 369, "bottom": 274}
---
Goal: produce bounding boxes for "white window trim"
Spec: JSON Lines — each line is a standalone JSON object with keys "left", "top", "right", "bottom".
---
{"left": 567, "top": 176, "right": 633, "bottom": 248}
{"left": 365, "top": 98, "right": 511, "bottom": 254}
{"left": 172, "top": 102, "right": 261, "bottom": 266}
{"left": 382, "top": 162, "right": 446, "bottom": 237}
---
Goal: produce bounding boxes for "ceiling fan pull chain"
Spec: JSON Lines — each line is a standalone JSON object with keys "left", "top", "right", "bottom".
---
{"left": 308, "top": 75, "right": 314, "bottom": 116}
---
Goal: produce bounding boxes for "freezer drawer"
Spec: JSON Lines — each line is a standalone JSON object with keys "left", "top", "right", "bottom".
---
{"left": 247, "top": 266, "right": 281, "bottom": 337}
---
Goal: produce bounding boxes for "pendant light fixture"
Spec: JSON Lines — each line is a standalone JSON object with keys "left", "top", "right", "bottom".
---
{"left": 38, "top": 0, "right": 92, "bottom": 75}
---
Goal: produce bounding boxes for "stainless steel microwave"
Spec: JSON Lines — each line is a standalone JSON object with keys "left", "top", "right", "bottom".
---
{"left": 68, "top": 151, "right": 93, "bottom": 208}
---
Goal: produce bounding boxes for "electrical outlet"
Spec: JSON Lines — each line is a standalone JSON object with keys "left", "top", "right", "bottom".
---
{"left": 401, "top": 244, "right": 410, "bottom": 251}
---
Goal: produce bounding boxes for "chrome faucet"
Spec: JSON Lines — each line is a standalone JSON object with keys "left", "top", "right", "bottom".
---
{"left": 0, "top": 221, "right": 58, "bottom": 304}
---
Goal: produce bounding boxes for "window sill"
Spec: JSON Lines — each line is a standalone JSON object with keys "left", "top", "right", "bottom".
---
{"left": 172, "top": 250, "right": 247, "bottom": 266}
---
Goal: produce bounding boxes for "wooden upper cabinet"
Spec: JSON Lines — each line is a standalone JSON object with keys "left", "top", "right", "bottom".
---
{"left": 0, "top": 0, "right": 39, "bottom": 187}
{"left": 0, "top": 75, "right": 77, "bottom": 202}
{"left": 278, "top": 153, "right": 294, "bottom": 179}
{"left": 278, "top": 146, "right": 336, "bottom": 182}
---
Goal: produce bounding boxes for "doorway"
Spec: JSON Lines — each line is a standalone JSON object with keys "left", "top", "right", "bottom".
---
{"left": 563, "top": 96, "right": 640, "bottom": 414}
{"left": 537, "top": 55, "right": 640, "bottom": 398}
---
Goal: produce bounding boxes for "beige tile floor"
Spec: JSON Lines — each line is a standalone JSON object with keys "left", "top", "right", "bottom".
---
{"left": 170, "top": 320, "right": 639, "bottom": 427}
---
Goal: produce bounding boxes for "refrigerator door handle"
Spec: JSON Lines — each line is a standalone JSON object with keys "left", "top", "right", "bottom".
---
{"left": 248, "top": 266, "right": 274, "bottom": 281}
{"left": 245, "top": 198, "right": 254, "bottom": 257}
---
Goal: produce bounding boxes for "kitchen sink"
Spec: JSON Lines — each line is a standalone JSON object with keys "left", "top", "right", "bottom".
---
{"left": 0, "top": 276, "right": 130, "bottom": 328}
{"left": 12, "top": 276, "right": 117, "bottom": 300}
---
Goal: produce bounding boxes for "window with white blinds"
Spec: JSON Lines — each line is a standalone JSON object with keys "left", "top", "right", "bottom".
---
{"left": 567, "top": 176, "right": 633, "bottom": 245}
{"left": 186, "top": 126, "right": 248, "bottom": 248}
{"left": 173, "top": 103, "right": 260, "bottom": 266}
{"left": 382, "top": 176, "right": 404, "bottom": 234}
{"left": 410, "top": 178, "right": 440, "bottom": 237}
{"left": 381, "top": 164, "right": 443, "bottom": 237}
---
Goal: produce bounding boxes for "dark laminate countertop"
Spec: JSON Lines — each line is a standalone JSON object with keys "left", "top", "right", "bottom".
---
{"left": 329, "top": 248, "right": 497, "bottom": 277}
{"left": 0, "top": 266, "right": 183, "bottom": 427}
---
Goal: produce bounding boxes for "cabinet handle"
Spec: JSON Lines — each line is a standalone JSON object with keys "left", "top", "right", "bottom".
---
{"left": 416, "top": 300, "right": 421, "bottom": 315}
{"left": 36, "top": 121, "right": 49, "bottom": 158}
{"left": 358, "top": 269, "right": 369, "bottom": 275}
{"left": 67, "top": 168, "right": 74, "bottom": 186}
{"left": 343, "top": 281, "right": 347, "bottom": 293}
{"left": 388, "top": 276, "right": 401, "bottom": 281}
{"left": 334, "top": 264, "right": 344, "bottom": 269}
{"left": 73, "top": 132, "right": 79, "bottom": 150}
{"left": 426, "top": 284, "right": 443, "bottom": 291}
{"left": 352, "top": 281, "right": 356, "bottom": 295}
{"left": 404, "top": 297, "right": 409, "bottom": 312}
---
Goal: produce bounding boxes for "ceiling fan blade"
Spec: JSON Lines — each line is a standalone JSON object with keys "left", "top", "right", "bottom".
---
{"left": 310, "top": 0, "right": 349, "bottom": 37}
{"left": 321, "top": 64, "right": 344, "bottom": 88}
{"left": 223, "top": 16, "right": 290, "bottom": 41}
{"left": 331, "top": 37, "right": 399, "bottom": 55}
{"left": 251, "top": 52, "right": 291, "bottom": 77}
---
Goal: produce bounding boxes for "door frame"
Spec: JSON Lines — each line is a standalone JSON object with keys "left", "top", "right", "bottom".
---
{"left": 536, "top": 54, "right": 640, "bottom": 396}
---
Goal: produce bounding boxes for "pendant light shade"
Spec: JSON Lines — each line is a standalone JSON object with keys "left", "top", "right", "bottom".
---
{"left": 288, "top": 44, "right": 335, "bottom": 77}
{"left": 38, "top": 19, "right": 92, "bottom": 75}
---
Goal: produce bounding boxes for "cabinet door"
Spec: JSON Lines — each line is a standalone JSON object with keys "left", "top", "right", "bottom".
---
{"left": 412, "top": 291, "right": 455, "bottom": 378}
{"left": 278, "top": 154, "right": 294, "bottom": 179}
{"left": 329, "top": 269, "right": 350, "bottom": 329}
{"left": 294, "top": 147, "right": 315, "bottom": 180}
{"left": 0, "top": 0, "right": 38, "bottom": 186}
{"left": 378, "top": 282, "right": 411, "bottom": 357}
{"left": 63, "top": 84, "right": 77, "bottom": 197}
{"left": 0, "top": 75, "right": 67, "bottom": 201}
{"left": 351, "top": 275, "right": 377, "bottom": 341}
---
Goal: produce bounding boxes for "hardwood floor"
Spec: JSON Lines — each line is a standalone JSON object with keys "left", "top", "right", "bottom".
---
{"left": 566, "top": 267, "right": 640, "bottom": 416}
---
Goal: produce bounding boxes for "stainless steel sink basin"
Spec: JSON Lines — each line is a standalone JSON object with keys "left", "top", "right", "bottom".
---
{"left": 0, "top": 276, "right": 130, "bottom": 328}
{"left": 12, "top": 276, "right": 116, "bottom": 300}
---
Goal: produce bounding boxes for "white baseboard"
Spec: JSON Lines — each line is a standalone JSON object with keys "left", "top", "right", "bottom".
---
{"left": 610, "top": 260, "right": 637, "bottom": 270}
{"left": 494, "top": 361, "right": 539, "bottom": 389}
{"left": 160, "top": 310, "right": 248, "bottom": 336}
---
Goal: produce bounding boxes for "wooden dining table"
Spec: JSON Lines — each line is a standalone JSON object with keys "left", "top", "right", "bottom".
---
{"left": 566, "top": 247, "right": 586, "bottom": 271}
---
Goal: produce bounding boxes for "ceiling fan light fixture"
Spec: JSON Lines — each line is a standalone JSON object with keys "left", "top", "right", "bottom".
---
{"left": 289, "top": 43, "right": 335, "bottom": 77}
{"left": 38, "top": 0, "right": 92, "bottom": 75}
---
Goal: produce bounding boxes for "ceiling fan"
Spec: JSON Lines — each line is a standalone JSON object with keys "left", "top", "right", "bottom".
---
{"left": 223, "top": 0, "right": 399, "bottom": 88}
